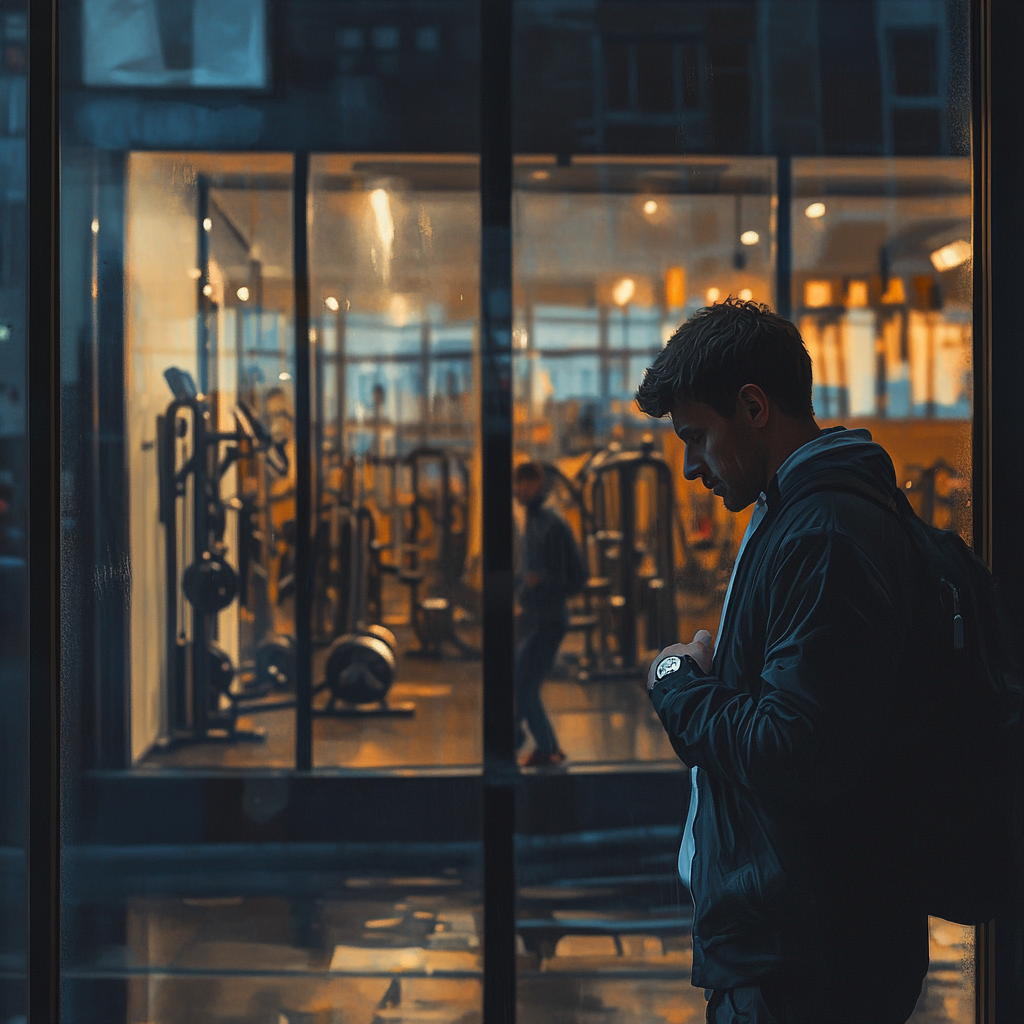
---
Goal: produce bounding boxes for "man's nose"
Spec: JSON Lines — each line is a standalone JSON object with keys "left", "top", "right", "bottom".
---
{"left": 682, "top": 447, "right": 702, "bottom": 481}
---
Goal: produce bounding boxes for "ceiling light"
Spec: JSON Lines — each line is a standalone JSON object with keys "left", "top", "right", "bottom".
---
{"left": 531, "top": 169, "right": 549, "bottom": 181}
{"left": 705, "top": 287, "right": 721, "bottom": 304}
{"left": 612, "top": 277, "right": 636, "bottom": 306}
{"left": 738, "top": 288, "right": 753, "bottom": 301}
{"left": 804, "top": 202, "right": 826, "bottom": 219}
{"left": 91, "top": 218, "right": 99, "bottom": 234}
{"left": 325, "top": 296, "right": 340, "bottom": 312}
{"left": 203, "top": 217, "right": 212, "bottom": 232}
{"left": 643, "top": 200, "right": 658, "bottom": 215}
{"left": 202, "top": 284, "right": 213, "bottom": 297}
{"left": 279, "top": 371, "right": 292, "bottom": 381}
{"left": 370, "top": 189, "right": 394, "bottom": 284}
{"left": 930, "top": 239, "right": 971, "bottom": 272}
{"left": 236, "top": 286, "right": 250, "bottom": 302}
{"left": 740, "top": 230, "right": 759, "bottom": 246}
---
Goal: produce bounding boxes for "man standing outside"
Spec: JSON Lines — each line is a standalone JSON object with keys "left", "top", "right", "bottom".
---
{"left": 513, "top": 461, "right": 587, "bottom": 767}
{"left": 636, "top": 299, "right": 930, "bottom": 1023}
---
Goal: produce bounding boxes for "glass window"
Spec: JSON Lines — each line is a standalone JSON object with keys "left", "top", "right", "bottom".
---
{"left": 0, "top": 3, "right": 25, "bottom": 1020}
{"left": 308, "top": 154, "right": 482, "bottom": 770}
{"left": 514, "top": 2, "right": 974, "bottom": 1021}
{"left": 59, "top": 1, "right": 482, "bottom": 1020}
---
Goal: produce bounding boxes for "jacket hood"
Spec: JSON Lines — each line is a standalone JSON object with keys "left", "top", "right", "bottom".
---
{"left": 773, "top": 426, "right": 899, "bottom": 503}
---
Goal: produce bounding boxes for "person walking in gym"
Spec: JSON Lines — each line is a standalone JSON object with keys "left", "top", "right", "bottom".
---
{"left": 635, "top": 298, "right": 933, "bottom": 1023}
{"left": 513, "top": 461, "right": 587, "bottom": 767}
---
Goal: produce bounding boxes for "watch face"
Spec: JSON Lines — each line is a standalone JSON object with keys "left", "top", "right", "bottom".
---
{"left": 656, "top": 655, "right": 681, "bottom": 680}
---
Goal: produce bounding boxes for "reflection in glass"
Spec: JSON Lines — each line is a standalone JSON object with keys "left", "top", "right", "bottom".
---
{"left": 308, "top": 156, "right": 482, "bottom": 769}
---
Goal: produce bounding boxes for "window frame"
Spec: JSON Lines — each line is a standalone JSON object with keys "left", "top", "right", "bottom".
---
{"left": 24, "top": 1, "right": 1023, "bottom": 1021}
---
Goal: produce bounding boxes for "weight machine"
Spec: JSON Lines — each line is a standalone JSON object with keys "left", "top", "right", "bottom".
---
{"left": 394, "top": 446, "right": 479, "bottom": 659}
{"left": 579, "top": 437, "right": 679, "bottom": 677}
{"left": 157, "top": 368, "right": 292, "bottom": 748}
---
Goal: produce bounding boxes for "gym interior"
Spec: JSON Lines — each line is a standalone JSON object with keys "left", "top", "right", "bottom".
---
{"left": 4, "top": 1, "right": 1024, "bottom": 1022}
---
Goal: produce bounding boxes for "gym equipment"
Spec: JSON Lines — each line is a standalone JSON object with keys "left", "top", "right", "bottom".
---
{"left": 396, "top": 447, "right": 479, "bottom": 659}
{"left": 314, "top": 628, "right": 414, "bottom": 717}
{"left": 157, "top": 368, "right": 293, "bottom": 748}
{"left": 183, "top": 551, "right": 238, "bottom": 613}
{"left": 579, "top": 437, "right": 679, "bottom": 677}
{"left": 253, "top": 633, "right": 297, "bottom": 691}
{"left": 537, "top": 462, "right": 608, "bottom": 681}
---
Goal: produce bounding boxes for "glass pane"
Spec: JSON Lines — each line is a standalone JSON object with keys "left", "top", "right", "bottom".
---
{"left": 514, "top": 155, "right": 774, "bottom": 763}
{"left": 0, "top": 4, "right": 26, "bottom": 1020}
{"left": 308, "top": 155, "right": 482, "bottom": 770}
{"left": 59, "top": 1, "right": 482, "bottom": 1021}
{"left": 514, "top": 1, "right": 974, "bottom": 1021}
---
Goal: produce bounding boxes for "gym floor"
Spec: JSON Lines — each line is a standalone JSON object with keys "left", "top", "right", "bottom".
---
{"left": 138, "top": 624, "right": 681, "bottom": 772}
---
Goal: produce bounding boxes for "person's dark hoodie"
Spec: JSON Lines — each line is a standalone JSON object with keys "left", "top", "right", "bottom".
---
{"left": 649, "top": 428, "right": 930, "bottom": 1017}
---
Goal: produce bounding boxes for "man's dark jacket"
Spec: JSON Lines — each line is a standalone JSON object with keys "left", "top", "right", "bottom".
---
{"left": 649, "top": 429, "right": 930, "bottom": 1004}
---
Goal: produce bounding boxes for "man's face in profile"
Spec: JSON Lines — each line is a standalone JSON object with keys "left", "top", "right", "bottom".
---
{"left": 670, "top": 397, "right": 764, "bottom": 513}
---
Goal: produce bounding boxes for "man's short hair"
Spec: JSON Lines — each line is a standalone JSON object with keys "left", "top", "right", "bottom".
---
{"left": 635, "top": 297, "right": 814, "bottom": 420}
{"left": 513, "top": 461, "right": 544, "bottom": 483}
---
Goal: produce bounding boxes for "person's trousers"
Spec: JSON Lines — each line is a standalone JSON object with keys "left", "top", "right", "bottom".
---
{"left": 514, "top": 609, "right": 567, "bottom": 756}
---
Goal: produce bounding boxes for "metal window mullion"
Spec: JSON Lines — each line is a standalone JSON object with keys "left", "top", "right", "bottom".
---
{"left": 480, "top": 0, "right": 516, "bottom": 1020}
{"left": 27, "top": 0, "right": 60, "bottom": 1020}
{"left": 293, "top": 151, "right": 313, "bottom": 772}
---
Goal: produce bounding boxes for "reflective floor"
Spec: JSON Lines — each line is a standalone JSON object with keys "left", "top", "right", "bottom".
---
{"left": 138, "top": 623, "right": 680, "bottom": 772}
{"left": 59, "top": 843, "right": 973, "bottom": 1024}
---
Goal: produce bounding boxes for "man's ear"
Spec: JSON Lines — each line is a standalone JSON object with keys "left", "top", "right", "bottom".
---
{"left": 738, "top": 384, "right": 770, "bottom": 428}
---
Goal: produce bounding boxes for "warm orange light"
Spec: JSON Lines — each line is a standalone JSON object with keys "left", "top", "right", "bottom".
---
{"left": 880, "top": 277, "right": 906, "bottom": 304}
{"left": 930, "top": 239, "right": 971, "bottom": 271}
{"left": 665, "top": 267, "right": 686, "bottom": 307}
{"left": 738, "top": 288, "right": 753, "bottom": 301}
{"left": 705, "top": 287, "right": 721, "bottom": 304}
{"left": 612, "top": 277, "right": 636, "bottom": 306}
{"left": 847, "top": 280, "right": 869, "bottom": 307}
{"left": 804, "top": 280, "right": 832, "bottom": 308}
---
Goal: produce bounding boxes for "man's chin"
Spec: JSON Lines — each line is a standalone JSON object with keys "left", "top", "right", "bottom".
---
{"left": 721, "top": 492, "right": 753, "bottom": 513}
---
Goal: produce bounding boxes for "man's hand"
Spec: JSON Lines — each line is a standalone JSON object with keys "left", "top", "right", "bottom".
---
{"left": 647, "top": 630, "right": 714, "bottom": 690}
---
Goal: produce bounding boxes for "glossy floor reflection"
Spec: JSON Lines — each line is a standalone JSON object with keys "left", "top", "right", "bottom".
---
{"left": 62, "top": 848, "right": 972, "bottom": 1024}
{"left": 138, "top": 623, "right": 680, "bottom": 771}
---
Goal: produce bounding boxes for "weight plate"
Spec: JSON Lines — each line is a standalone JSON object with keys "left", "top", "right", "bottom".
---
{"left": 183, "top": 555, "right": 238, "bottom": 612}
{"left": 324, "top": 634, "right": 396, "bottom": 705}
{"left": 360, "top": 623, "right": 397, "bottom": 655}
{"left": 207, "top": 642, "right": 235, "bottom": 697}
{"left": 255, "top": 634, "right": 296, "bottom": 691}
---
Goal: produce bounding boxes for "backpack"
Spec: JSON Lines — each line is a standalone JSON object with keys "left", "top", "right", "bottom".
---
{"left": 797, "top": 474, "right": 1023, "bottom": 925}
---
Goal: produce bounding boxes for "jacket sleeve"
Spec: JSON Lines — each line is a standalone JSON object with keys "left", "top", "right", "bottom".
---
{"left": 649, "top": 527, "right": 901, "bottom": 803}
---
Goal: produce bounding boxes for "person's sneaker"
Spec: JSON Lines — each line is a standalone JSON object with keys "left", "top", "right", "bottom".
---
{"left": 519, "top": 749, "right": 567, "bottom": 768}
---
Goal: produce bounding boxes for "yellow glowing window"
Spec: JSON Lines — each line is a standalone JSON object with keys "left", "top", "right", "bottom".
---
{"left": 804, "top": 280, "right": 833, "bottom": 308}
